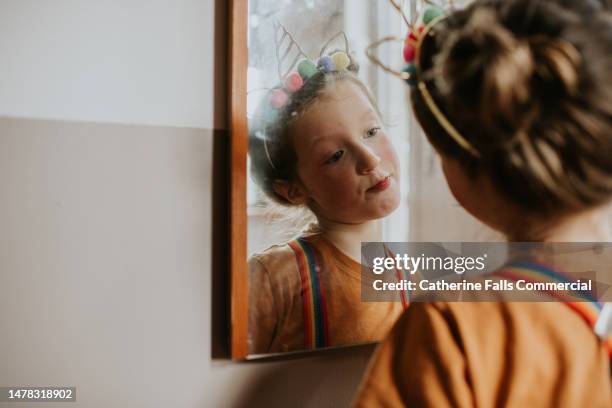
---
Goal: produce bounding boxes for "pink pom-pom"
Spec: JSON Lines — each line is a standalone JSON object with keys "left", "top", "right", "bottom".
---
{"left": 284, "top": 72, "right": 304, "bottom": 93}
{"left": 403, "top": 43, "right": 415, "bottom": 63}
{"left": 270, "top": 89, "right": 288, "bottom": 109}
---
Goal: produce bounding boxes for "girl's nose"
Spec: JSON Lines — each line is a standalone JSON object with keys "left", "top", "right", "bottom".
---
{"left": 357, "top": 145, "right": 381, "bottom": 174}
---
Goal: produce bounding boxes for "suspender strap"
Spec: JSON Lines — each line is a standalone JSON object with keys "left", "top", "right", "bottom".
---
{"left": 496, "top": 260, "right": 612, "bottom": 359}
{"left": 288, "top": 238, "right": 330, "bottom": 349}
{"left": 384, "top": 244, "right": 410, "bottom": 310}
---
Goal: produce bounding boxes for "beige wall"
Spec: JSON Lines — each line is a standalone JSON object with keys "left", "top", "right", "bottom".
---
{"left": 0, "top": 1, "right": 374, "bottom": 407}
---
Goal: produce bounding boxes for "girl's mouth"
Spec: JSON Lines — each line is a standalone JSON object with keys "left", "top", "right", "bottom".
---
{"left": 368, "top": 176, "right": 391, "bottom": 192}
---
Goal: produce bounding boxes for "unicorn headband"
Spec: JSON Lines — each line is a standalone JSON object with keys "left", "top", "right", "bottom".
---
{"left": 256, "top": 22, "right": 358, "bottom": 171}
{"left": 268, "top": 21, "right": 355, "bottom": 109}
{"left": 366, "top": 1, "right": 481, "bottom": 158}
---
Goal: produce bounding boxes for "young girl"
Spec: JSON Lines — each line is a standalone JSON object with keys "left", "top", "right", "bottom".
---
{"left": 355, "top": 0, "right": 611, "bottom": 405}
{"left": 248, "top": 46, "right": 407, "bottom": 355}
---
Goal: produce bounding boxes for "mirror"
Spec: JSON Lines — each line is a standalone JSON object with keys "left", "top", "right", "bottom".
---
{"left": 230, "top": 0, "right": 500, "bottom": 359}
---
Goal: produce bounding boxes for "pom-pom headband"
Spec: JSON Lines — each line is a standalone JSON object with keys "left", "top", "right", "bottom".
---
{"left": 366, "top": 2, "right": 481, "bottom": 158}
{"left": 253, "top": 22, "right": 358, "bottom": 171}
{"left": 267, "top": 22, "right": 355, "bottom": 111}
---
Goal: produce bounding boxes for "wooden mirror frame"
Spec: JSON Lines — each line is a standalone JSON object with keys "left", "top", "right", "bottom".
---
{"left": 228, "top": 0, "right": 248, "bottom": 360}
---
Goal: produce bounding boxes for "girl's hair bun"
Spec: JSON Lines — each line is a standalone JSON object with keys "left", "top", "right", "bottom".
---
{"left": 529, "top": 36, "right": 581, "bottom": 97}
{"left": 436, "top": 6, "right": 583, "bottom": 139}
{"left": 413, "top": 0, "right": 612, "bottom": 215}
{"left": 436, "top": 8, "right": 535, "bottom": 132}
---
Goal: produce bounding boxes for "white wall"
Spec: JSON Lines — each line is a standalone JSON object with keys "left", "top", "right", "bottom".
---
{"left": 0, "top": 0, "right": 213, "bottom": 129}
{"left": 0, "top": 1, "right": 374, "bottom": 407}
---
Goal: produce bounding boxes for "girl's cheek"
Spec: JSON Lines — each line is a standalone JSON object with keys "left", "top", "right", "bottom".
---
{"left": 318, "top": 172, "right": 356, "bottom": 200}
{"left": 302, "top": 166, "right": 349, "bottom": 197}
{"left": 379, "top": 139, "right": 400, "bottom": 169}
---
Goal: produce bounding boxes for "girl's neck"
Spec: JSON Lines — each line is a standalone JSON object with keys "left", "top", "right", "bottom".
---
{"left": 509, "top": 204, "right": 612, "bottom": 242}
{"left": 316, "top": 217, "right": 382, "bottom": 263}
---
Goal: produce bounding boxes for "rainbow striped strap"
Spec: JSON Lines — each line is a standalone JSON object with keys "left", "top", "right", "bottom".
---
{"left": 383, "top": 245, "right": 410, "bottom": 309}
{"left": 495, "top": 260, "right": 612, "bottom": 358}
{"left": 288, "top": 238, "right": 330, "bottom": 349}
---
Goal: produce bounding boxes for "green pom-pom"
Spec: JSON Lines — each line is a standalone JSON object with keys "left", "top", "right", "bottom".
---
{"left": 297, "top": 59, "right": 318, "bottom": 80}
{"left": 402, "top": 64, "right": 417, "bottom": 86}
{"left": 422, "top": 6, "right": 444, "bottom": 25}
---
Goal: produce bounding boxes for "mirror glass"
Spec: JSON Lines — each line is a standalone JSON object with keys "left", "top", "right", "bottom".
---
{"left": 245, "top": 0, "right": 498, "bottom": 358}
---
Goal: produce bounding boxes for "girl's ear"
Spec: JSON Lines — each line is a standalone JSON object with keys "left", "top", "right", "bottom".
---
{"left": 272, "top": 179, "right": 308, "bottom": 205}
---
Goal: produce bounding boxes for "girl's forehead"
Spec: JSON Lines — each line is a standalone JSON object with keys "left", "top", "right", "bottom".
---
{"left": 291, "top": 82, "right": 379, "bottom": 152}
{"left": 321, "top": 80, "right": 372, "bottom": 108}
{"left": 298, "top": 81, "right": 376, "bottom": 127}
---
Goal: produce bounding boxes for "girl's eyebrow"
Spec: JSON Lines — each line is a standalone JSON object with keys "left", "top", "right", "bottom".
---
{"left": 308, "top": 135, "right": 330, "bottom": 150}
{"left": 308, "top": 108, "right": 378, "bottom": 149}
{"left": 361, "top": 108, "right": 378, "bottom": 121}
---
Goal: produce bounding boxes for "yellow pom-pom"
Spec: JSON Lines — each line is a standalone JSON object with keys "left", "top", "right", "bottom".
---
{"left": 331, "top": 52, "right": 351, "bottom": 71}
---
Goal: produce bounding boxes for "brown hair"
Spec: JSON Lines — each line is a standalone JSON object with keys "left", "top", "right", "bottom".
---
{"left": 249, "top": 64, "right": 379, "bottom": 205}
{"left": 412, "top": 0, "right": 612, "bottom": 215}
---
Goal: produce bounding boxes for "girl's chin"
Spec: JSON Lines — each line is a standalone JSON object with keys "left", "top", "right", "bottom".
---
{"left": 315, "top": 192, "right": 401, "bottom": 224}
{"left": 374, "top": 191, "right": 401, "bottom": 216}
{"left": 375, "top": 202, "right": 400, "bottom": 218}
{"left": 358, "top": 193, "right": 402, "bottom": 220}
{"left": 348, "top": 202, "right": 401, "bottom": 223}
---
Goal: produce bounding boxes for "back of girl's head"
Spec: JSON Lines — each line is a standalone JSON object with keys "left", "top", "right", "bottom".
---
{"left": 412, "top": 0, "right": 612, "bottom": 215}
{"left": 249, "top": 59, "right": 377, "bottom": 205}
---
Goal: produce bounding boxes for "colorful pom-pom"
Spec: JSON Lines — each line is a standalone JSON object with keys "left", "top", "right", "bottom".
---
{"left": 270, "top": 88, "right": 288, "bottom": 108}
{"left": 284, "top": 72, "right": 304, "bottom": 92}
{"left": 406, "top": 31, "right": 418, "bottom": 44}
{"left": 422, "top": 6, "right": 444, "bottom": 25}
{"left": 297, "top": 59, "right": 318, "bottom": 80}
{"left": 403, "top": 43, "right": 415, "bottom": 63}
{"left": 402, "top": 64, "right": 417, "bottom": 87}
{"left": 331, "top": 51, "right": 351, "bottom": 71}
{"left": 317, "top": 55, "right": 336, "bottom": 72}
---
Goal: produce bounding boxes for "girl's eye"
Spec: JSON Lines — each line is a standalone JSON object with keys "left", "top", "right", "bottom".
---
{"left": 365, "top": 127, "right": 381, "bottom": 138}
{"left": 325, "top": 150, "right": 344, "bottom": 164}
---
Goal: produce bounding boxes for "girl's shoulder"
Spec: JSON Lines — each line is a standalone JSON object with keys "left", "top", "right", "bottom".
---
{"left": 249, "top": 241, "right": 296, "bottom": 270}
{"left": 248, "top": 231, "right": 326, "bottom": 271}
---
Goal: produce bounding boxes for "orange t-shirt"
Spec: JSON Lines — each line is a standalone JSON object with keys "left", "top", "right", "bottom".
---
{"left": 353, "top": 301, "right": 611, "bottom": 407}
{"left": 248, "top": 233, "right": 405, "bottom": 355}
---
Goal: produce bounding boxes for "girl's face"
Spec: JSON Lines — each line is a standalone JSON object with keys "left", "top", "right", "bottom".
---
{"left": 290, "top": 80, "right": 401, "bottom": 224}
